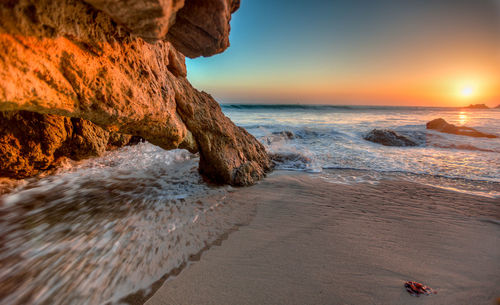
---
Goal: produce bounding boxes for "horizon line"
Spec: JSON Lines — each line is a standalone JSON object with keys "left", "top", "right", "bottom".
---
{"left": 217, "top": 101, "right": 499, "bottom": 108}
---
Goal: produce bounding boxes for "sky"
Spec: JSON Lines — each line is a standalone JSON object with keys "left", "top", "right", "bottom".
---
{"left": 186, "top": 0, "right": 500, "bottom": 106}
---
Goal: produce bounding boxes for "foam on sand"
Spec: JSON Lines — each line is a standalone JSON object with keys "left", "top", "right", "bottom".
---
{"left": 0, "top": 143, "right": 255, "bottom": 305}
{"left": 145, "top": 171, "right": 500, "bottom": 305}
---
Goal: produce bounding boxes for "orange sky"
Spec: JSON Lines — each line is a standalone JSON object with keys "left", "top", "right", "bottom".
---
{"left": 187, "top": 0, "right": 500, "bottom": 107}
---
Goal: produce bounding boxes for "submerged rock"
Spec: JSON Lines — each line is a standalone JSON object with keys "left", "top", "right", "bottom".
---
{"left": 426, "top": 118, "right": 497, "bottom": 138}
{"left": 268, "top": 152, "right": 311, "bottom": 170}
{"left": 269, "top": 152, "right": 311, "bottom": 164}
{"left": 0, "top": 0, "right": 270, "bottom": 185}
{"left": 263, "top": 130, "right": 299, "bottom": 145}
{"left": 272, "top": 130, "right": 296, "bottom": 139}
{"left": 363, "top": 129, "right": 418, "bottom": 147}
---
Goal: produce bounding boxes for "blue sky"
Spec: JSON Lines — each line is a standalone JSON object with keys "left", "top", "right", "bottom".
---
{"left": 186, "top": 0, "right": 500, "bottom": 106}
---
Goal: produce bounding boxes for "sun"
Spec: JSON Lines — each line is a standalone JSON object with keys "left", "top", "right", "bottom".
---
{"left": 460, "top": 86, "right": 475, "bottom": 98}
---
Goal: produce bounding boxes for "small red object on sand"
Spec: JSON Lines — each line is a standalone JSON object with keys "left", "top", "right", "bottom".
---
{"left": 404, "top": 281, "right": 437, "bottom": 296}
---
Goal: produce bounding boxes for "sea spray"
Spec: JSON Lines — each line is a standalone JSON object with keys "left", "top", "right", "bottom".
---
{"left": 223, "top": 105, "right": 500, "bottom": 197}
{"left": 0, "top": 143, "right": 255, "bottom": 305}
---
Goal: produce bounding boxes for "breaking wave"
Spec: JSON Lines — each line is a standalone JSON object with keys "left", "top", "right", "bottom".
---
{"left": 222, "top": 105, "right": 500, "bottom": 197}
{"left": 0, "top": 143, "right": 255, "bottom": 305}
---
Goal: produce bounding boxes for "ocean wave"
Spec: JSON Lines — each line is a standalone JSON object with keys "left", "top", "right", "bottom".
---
{"left": 430, "top": 143, "right": 498, "bottom": 153}
{"left": 269, "top": 152, "right": 316, "bottom": 171}
{"left": 230, "top": 105, "right": 500, "bottom": 195}
{"left": 319, "top": 167, "right": 500, "bottom": 198}
{"left": 221, "top": 104, "right": 454, "bottom": 112}
{"left": 321, "top": 166, "right": 500, "bottom": 183}
{"left": 0, "top": 143, "right": 253, "bottom": 305}
{"left": 258, "top": 127, "right": 346, "bottom": 143}
{"left": 221, "top": 104, "right": 355, "bottom": 111}
{"left": 362, "top": 128, "right": 500, "bottom": 152}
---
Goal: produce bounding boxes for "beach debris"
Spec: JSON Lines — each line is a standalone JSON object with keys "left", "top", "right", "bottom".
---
{"left": 404, "top": 281, "right": 437, "bottom": 296}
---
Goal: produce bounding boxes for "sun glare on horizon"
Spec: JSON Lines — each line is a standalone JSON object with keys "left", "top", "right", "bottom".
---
{"left": 460, "top": 86, "right": 475, "bottom": 98}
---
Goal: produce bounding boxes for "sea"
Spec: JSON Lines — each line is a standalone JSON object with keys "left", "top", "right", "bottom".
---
{"left": 0, "top": 105, "right": 499, "bottom": 305}
{"left": 223, "top": 104, "right": 500, "bottom": 197}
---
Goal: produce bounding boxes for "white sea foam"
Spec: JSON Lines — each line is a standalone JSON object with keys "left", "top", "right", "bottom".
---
{"left": 224, "top": 105, "right": 500, "bottom": 197}
{"left": 0, "top": 143, "right": 254, "bottom": 305}
{"left": 0, "top": 106, "right": 499, "bottom": 305}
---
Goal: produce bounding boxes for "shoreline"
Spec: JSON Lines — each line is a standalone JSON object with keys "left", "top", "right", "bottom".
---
{"left": 143, "top": 170, "right": 500, "bottom": 305}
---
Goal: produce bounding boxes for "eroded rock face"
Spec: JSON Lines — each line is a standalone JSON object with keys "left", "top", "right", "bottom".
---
{"left": 0, "top": 0, "right": 270, "bottom": 185}
{"left": 82, "top": 0, "right": 186, "bottom": 41}
{"left": 167, "top": 0, "right": 241, "bottom": 58}
{"left": 0, "top": 1, "right": 192, "bottom": 150}
{"left": 81, "top": 0, "right": 239, "bottom": 57}
{"left": 426, "top": 118, "right": 497, "bottom": 138}
{"left": 176, "top": 82, "right": 271, "bottom": 185}
{"left": 0, "top": 111, "right": 134, "bottom": 178}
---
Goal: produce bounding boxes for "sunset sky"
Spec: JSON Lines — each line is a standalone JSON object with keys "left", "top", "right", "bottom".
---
{"left": 186, "top": 0, "right": 500, "bottom": 107}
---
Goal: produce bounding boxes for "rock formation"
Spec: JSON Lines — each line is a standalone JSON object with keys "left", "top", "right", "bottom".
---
{"left": 426, "top": 118, "right": 497, "bottom": 138}
{"left": 363, "top": 129, "right": 419, "bottom": 147}
{"left": 464, "top": 104, "right": 489, "bottom": 109}
{"left": 0, "top": 111, "right": 135, "bottom": 178}
{"left": 0, "top": 0, "right": 270, "bottom": 185}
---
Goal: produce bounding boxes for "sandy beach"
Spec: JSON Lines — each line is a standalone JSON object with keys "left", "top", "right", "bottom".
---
{"left": 1, "top": 1, "right": 500, "bottom": 304}
{"left": 145, "top": 171, "right": 500, "bottom": 305}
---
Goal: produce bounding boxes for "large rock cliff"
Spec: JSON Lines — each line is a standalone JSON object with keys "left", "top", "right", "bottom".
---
{"left": 0, "top": 0, "right": 270, "bottom": 185}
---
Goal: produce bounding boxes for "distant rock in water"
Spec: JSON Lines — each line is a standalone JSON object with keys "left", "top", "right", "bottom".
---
{"left": 263, "top": 130, "right": 301, "bottom": 145}
{"left": 426, "top": 118, "right": 497, "bottom": 138}
{"left": 363, "top": 129, "right": 418, "bottom": 147}
{"left": 272, "top": 130, "right": 296, "bottom": 139}
{"left": 495, "top": 104, "right": 500, "bottom": 109}
{"left": 464, "top": 104, "right": 489, "bottom": 109}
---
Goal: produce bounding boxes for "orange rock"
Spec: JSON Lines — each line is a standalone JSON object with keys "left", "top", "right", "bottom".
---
{"left": 0, "top": 0, "right": 270, "bottom": 185}
{"left": 0, "top": 111, "right": 133, "bottom": 178}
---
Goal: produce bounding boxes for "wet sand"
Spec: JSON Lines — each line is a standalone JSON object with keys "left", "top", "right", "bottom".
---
{"left": 145, "top": 171, "right": 500, "bottom": 305}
